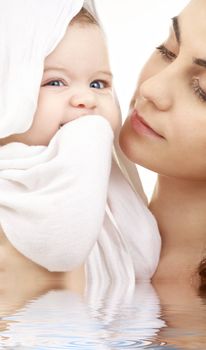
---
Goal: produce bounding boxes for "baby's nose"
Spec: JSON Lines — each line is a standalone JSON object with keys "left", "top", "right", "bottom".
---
{"left": 70, "top": 91, "right": 97, "bottom": 109}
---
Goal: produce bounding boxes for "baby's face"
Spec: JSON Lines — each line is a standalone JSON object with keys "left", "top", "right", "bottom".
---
{"left": 0, "top": 22, "right": 120, "bottom": 146}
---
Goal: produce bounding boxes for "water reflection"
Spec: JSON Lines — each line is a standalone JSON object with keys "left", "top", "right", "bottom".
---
{"left": 0, "top": 278, "right": 206, "bottom": 349}
{"left": 154, "top": 281, "right": 206, "bottom": 350}
{"left": 0, "top": 280, "right": 164, "bottom": 349}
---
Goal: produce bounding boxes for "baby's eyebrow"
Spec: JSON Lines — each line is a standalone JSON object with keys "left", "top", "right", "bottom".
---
{"left": 43, "top": 66, "right": 68, "bottom": 73}
{"left": 96, "top": 70, "right": 113, "bottom": 78}
{"left": 43, "top": 67, "right": 113, "bottom": 79}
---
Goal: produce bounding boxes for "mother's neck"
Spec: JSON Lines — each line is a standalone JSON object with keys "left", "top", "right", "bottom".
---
{"left": 150, "top": 175, "right": 206, "bottom": 282}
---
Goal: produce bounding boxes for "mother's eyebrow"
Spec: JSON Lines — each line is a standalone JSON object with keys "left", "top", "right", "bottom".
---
{"left": 171, "top": 15, "right": 206, "bottom": 68}
{"left": 193, "top": 58, "right": 206, "bottom": 69}
{"left": 172, "top": 16, "right": 181, "bottom": 44}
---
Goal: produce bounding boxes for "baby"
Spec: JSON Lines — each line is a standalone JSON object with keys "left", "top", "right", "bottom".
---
{"left": 0, "top": 0, "right": 160, "bottom": 293}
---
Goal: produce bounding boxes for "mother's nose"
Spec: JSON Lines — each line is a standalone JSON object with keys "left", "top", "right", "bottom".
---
{"left": 139, "top": 70, "right": 174, "bottom": 111}
{"left": 69, "top": 90, "right": 97, "bottom": 109}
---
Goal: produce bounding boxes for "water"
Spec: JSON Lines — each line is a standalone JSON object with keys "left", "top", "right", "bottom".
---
{"left": 0, "top": 281, "right": 205, "bottom": 349}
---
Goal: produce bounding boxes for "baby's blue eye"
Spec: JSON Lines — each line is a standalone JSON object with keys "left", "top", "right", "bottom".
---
{"left": 45, "top": 80, "right": 65, "bottom": 87}
{"left": 90, "top": 80, "right": 106, "bottom": 89}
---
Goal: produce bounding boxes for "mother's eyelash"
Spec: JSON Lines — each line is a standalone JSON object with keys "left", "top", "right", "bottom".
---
{"left": 156, "top": 44, "right": 176, "bottom": 62}
{"left": 191, "top": 77, "right": 206, "bottom": 102}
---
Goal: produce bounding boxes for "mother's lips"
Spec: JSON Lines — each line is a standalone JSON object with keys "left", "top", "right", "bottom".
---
{"left": 130, "top": 110, "right": 164, "bottom": 139}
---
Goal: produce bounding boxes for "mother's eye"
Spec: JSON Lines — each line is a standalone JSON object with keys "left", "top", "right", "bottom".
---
{"left": 192, "top": 77, "right": 206, "bottom": 103}
{"left": 156, "top": 44, "right": 177, "bottom": 62}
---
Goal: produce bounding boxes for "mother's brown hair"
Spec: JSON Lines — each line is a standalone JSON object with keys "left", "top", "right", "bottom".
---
{"left": 198, "top": 258, "right": 206, "bottom": 297}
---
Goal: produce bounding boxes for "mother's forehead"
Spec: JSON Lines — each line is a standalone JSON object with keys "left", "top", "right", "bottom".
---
{"left": 174, "top": 1, "right": 206, "bottom": 49}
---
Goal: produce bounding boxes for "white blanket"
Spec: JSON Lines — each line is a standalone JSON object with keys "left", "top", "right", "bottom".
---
{"left": 0, "top": 116, "right": 114, "bottom": 271}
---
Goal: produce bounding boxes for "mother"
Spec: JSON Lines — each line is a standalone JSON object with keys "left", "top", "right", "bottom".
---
{"left": 120, "top": 0, "right": 206, "bottom": 291}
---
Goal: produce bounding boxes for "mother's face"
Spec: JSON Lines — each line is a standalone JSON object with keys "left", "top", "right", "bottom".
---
{"left": 120, "top": 0, "right": 206, "bottom": 180}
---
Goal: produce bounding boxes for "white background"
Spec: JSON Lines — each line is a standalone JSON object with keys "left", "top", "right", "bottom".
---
{"left": 95, "top": 0, "right": 189, "bottom": 198}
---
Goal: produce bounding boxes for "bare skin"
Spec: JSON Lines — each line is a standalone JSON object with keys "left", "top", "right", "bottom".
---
{"left": 0, "top": 225, "right": 86, "bottom": 301}
{"left": 150, "top": 176, "right": 206, "bottom": 284}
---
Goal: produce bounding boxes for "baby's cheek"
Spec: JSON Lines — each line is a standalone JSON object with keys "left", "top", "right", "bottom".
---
{"left": 110, "top": 104, "right": 121, "bottom": 132}
{"left": 98, "top": 93, "right": 121, "bottom": 131}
